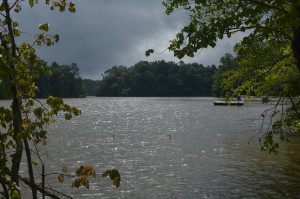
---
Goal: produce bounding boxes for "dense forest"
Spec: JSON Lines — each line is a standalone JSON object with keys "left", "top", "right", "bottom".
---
{"left": 82, "top": 78, "right": 98, "bottom": 96}
{"left": 0, "top": 62, "right": 88, "bottom": 99}
{"left": 94, "top": 54, "right": 238, "bottom": 97}
{"left": 95, "top": 60, "right": 217, "bottom": 97}
{"left": 0, "top": 54, "right": 238, "bottom": 99}
{"left": 36, "top": 62, "right": 87, "bottom": 98}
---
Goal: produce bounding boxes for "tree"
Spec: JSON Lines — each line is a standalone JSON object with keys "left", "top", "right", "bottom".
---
{"left": 146, "top": 0, "right": 300, "bottom": 153}
{"left": 212, "top": 53, "right": 239, "bottom": 97}
{"left": 36, "top": 62, "right": 87, "bottom": 98}
{"left": 0, "top": 1, "right": 119, "bottom": 198}
{"left": 221, "top": 40, "right": 300, "bottom": 154}
{"left": 94, "top": 60, "right": 216, "bottom": 97}
{"left": 82, "top": 79, "right": 97, "bottom": 96}
{"left": 0, "top": 80, "right": 9, "bottom": 99}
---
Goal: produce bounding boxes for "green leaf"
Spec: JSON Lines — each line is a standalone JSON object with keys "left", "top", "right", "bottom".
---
{"left": 10, "top": 190, "right": 19, "bottom": 199}
{"left": 145, "top": 49, "right": 154, "bottom": 56}
{"left": 64, "top": 113, "right": 72, "bottom": 120}
{"left": 29, "top": 0, "right": 34, "bottom": 7}
{"left": 25, "top": 98, "right": 34, "bottom": 106}
{"left": 38, "top": 23, "right": 49, "bottom": 31}
{"left": 34, "top": 107, "right": 44, "bottom": 118}
{"left": 0, "top": 3, "right": 5, "bottom": 11}
{"left": 54, "top": 34, "right": 59, "bottom": 42}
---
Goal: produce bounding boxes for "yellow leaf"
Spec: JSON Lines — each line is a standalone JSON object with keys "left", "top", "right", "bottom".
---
{"left": 61, "top": 0, "right": 66, "bottom": 6}
{"left": 103, "top": 169, "right": 121, "bottom": 188}
{"left": 62, "top": 167, "right": 68, "bottom": 172}
{"left": 54, "top": 34, "right": 59, "bottom": 42}
{"left": 42, "top": 139, "right": 47, "bottom": 145}
{"left": 29, "top": 0, "right": 34, "bottom": 7}
{"left": 113, "top": 178, "right": 121, "bottom": 188}
{"left": 69, "top": 5, "right": 75, "bottom": 13}
{"left": 59, "top": 5, "right": 65, "bottom": 12}
{"left": 52, "top": 1, "right": 59, "bottom": 6}
{"left": 32, "top": 161, "right": 39, "bottom": 166}
{"left": 58, "top": 174, "right": 64, "bottom": 183}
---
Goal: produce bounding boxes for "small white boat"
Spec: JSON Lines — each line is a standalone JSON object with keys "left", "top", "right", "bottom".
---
{"left": 213, "top": 100, "right": 244, "bottom": 106}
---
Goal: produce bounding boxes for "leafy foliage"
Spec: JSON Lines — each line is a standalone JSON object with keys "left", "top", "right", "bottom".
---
{"left": 71, "top": 166, "right": 96, "bottom": 189}
{"left": 221, "top": 41, "right": 299, "bottom": 153}
{"left": 212, "top": 53, "right": 239, "bottom": 97}
{"left": 103, "top": 169, "right": 121, "bottom": 188}
{"left": 0, "top": 0, "right": 119, "bottom": 198}
{"left": 156, "top": 0, "right": 300, "bottom": 154}
{"left": 0, "top": 61, "right": 91, "bottom": 99}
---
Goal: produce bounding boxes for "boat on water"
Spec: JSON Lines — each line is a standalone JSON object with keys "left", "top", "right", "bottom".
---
{"left": 213, "top": 100, "right": 244, "bottom": 106}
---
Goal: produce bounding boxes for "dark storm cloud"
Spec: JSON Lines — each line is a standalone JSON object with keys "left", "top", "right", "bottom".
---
{"left": 13, "top": 0, "right": 241, "bottom": 79}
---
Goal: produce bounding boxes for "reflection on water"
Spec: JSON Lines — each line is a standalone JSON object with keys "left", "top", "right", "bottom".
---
{"left": 3, "top": 97, "right": 299, "bottom": 198}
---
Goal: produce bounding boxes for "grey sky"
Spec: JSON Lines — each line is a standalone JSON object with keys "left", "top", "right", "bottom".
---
{"left": 13, "top": 0, "right": 243, "bottom": 80}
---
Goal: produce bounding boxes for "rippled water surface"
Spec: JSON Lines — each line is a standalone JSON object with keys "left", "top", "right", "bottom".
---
{"left": 7, "top": 97, "right": 300, "bottom": 198}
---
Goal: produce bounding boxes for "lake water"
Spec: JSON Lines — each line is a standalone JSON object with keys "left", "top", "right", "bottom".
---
{"left": 4, "top": 97, "right": 300, "bottom": 198}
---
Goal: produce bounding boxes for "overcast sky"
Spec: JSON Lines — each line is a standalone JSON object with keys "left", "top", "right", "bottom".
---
{"left": 13, "top": 0, "right": 244, "bottom": 80}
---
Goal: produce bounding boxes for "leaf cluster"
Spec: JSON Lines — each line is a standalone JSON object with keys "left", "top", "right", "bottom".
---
{"left": 0, "top": 0, "right": 97, "bottom": 198}
{"left": 71, "top": 165, "right": 96, "bottom": 189}
{"left": 103, "top": 169, "right": 121, "bottom": 188}
{"left": 218, "top": 44, "right": 300, "bottom": 154}
{"left": 158, "top": 0, "right": 297, "bottom": 59}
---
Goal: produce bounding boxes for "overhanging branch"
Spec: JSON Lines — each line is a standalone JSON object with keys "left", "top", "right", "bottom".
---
{"left": 245, "top": 0, "right": 289, "bottom": 14}
{"left": 19, "top": 176, "right": 73, "bottom": 199}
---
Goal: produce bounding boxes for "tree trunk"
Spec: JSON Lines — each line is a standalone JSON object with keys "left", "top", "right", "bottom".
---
{"left": 0, "top": 177, "right": 9, "bottom": 199}
{"left": 2, "top": 0, "right": 24, "bottom": 190}
{"left": 292, "top": 29, "right": 300, "bottom": 73}
{"left": 24, "top": 138, "right": 38, "bottom": 199}
{"left": 292, "top": 7, "right": 300, "bottom": 74}
{"left": 10, "top": 86, "right": 24, "bottom": 187}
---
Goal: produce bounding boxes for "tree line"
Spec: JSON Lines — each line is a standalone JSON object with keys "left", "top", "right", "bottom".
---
{"left": 95, "top": 60, "right": 220, "bottom": 97}
{"left": 36, "top": 62, "right": 87, "bottom": 98}
{"left": 0, "top": 61, "right": 89, "bottom": 99}
{"left": 0, "top": 52, "right": 282, "bottom": 99}
{"left": 0, "top": 55, "right": 239, "bottom": 99}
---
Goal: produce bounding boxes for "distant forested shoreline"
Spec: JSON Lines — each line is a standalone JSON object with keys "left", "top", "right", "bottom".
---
{"left": 0, "top": 61, "right": 89, "bottom": 99}
{"left": 95, "top": 60, "right": 216, "bottom": 97}
{"left": 94, "top": 54, "right": 237, "bottom": 97}
{"left": 0, "top": 54, "right": 237, "bottom": 99}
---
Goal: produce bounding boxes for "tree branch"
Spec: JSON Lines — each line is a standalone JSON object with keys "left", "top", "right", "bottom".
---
{"left": 19, "top": 176, "right": 73, "bottom": 199}
{"left": 245, "top": 0, "right": 289, "bottom": 14}
{"left": 0, "top": 177, "right": 9, "bottom": 199}
{"left": 9, "top": 0, "right": 22, "bottom": 11}
{"left": 288, "top": 96, "right": 300, "bottom": 119}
